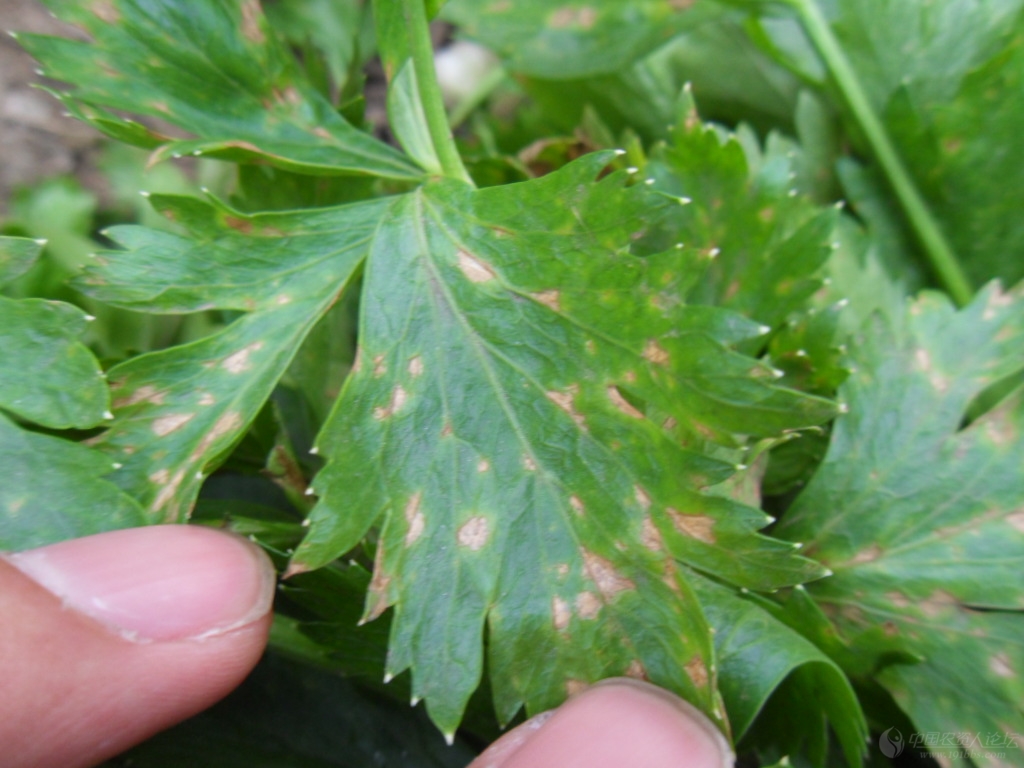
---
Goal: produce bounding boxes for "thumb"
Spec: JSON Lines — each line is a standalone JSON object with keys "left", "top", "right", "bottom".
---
{"left": 469, "top": 678, "right": 734, "bottom": 768}
{"left": 0, "top": 525, "right": 275, "bottom": 768}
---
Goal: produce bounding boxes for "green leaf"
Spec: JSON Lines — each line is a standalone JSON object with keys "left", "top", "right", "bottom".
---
{"left": 747, "top": 0, "right": 1024, "bottom": 289}
{"left": 775, "top": 284, "right": 1024, "bottom": 753}
{"left": 0, "top": 235, "right": 45, "bottom": 286}
{"left": 0, "top": 234, "right": 110, "bottom": 429}
{"left": 20, "top": 0, "right": 421, "bottom": 180}
{"left": 288, "top": 152, "right": 834, "bottom": 735}
{"left": 691, "top": 575, "right": 867, "bottom": 767}
{"left": 373, "top": 0, "right": 444, "bottom": 175}
{"left": 0, "top": 412, "right": 145, "bottom": 550}
{"left": 442, "top": 0, "right": 722, "bottom": 80}
{"left": 647, "top": 89, "right": 841, "bottom": 337}
{"left": 0, "top": 237, "right": 144, "bottom": 549}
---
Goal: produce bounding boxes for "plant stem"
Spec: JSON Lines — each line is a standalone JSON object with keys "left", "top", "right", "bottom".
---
{"left": 401, "top": 0, "right": 473, "bottom": 185}
{"left": 789, "top": 0, "right": 974, "bottom": 306}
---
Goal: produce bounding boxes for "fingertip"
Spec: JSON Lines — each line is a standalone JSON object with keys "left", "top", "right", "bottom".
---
{"left": 471, "top": 678, "right": 733, "bottom": 768}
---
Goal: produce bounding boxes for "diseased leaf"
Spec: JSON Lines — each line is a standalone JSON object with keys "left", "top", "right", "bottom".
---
{"left": 289, "top": 152, "right": 835, "bottom": 735}
{"left": 77, "top": 194, "right": 382, "bottom": 522}
{"left": 775, "top": 284, "right": 1024, "bottom": 759}
{"left": 0, "top": 413, "right": 146, "bottom": 550}
{"left": 20, "top": 0, "right": 420, "bottom": 180}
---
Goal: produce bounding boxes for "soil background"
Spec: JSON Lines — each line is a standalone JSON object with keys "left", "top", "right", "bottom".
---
{"left": 0, "top": 0, "right": 110, "bottom": 216}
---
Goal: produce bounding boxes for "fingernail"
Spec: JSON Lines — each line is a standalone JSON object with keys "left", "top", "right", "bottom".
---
{"left": 4, "top": 525, "right": 276, "bottom": 642}
{"left": 472, "top": 677, "right": 733, "bottom": 768}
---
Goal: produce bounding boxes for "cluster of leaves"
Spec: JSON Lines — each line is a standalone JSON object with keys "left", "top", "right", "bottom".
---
{"left": 2, "top": 0, "right": 1022, "bottom": 765}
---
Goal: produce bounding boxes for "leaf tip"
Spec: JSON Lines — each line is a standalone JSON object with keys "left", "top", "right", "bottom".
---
{"left": 283, "top": 561, "right": 311, "bottom": 579}
{"left": 6, "top": 30, "right": 19, "bottom": 39}
{"left": 383, "top": 671, "right": 395, "bottom": 684}
{"left": 33, "top": 238, "right": 47, "bottom": 246}
{"left": 111, "top": 462, "right": 123, "bottom": 470}
{"left": 83, "top": 314, "right": 96, "bottom": 322}
{"left": 613, "top": 148, "right": 626, "bottom": 156}
{"left": 139, "top": 190, "right": 151, "bottom": 198}
{"left": 102, "top": 410, "right": 115, "bottom": 420}
{"left": 304, "top": 486, "right": 316, "bottom": 496}
{"left": 443, "top": 731, "right": 456, "bottom": 747}
{"left": 309, "top": 446, "right": 319, "bottom": 455}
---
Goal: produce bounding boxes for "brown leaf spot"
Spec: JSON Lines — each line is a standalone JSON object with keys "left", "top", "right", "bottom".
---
{"left": 607, "top": 386, "right": 644, "bottom": 419}
{"left": 919, "top": 590, "right": 960, "bottom": 618}
{"left": 625, "top": 659, "right": 649, "bottom": 680}
{"left": 641, "top": 516, "right": 663, "bottom": 551}
{"left": 523, "top": 455, "right": 537, "bottom": 471}
{"left": 477, "top": 459, "right": 491, "bottom": 473}
{"left": 222, "top": 341, "right": 264, "bottom": 374}
{"left": 565, "top": 679, "right": 589, "bottom": 696}
{"left": 312, "top": 126, "right": 332, "bottom": 139}
{"left": 364, "top": 541, "right": 391, "bottom": 622}
{"left": 152, "top": 469, "right": 187, "bottom": 512}
{"left": 990, "top": 653, "right": 1014, "bottom": 678}
{"left": 404, "top": 492, "right": 424, "bottom": 547}
{"left": 373, "top": 355, "right": 387, "bottom": 377}
{"left": 982, "top": 285, "right": 1013, "bottom": 321}
{"left": 575, "top": 591, "right": 601, "bottom": 620}
{"left": 569, "top": 495, "right": 585, "bottom": 516}
{"left": 585, "top": 340, "right": 597, "bottom": 354}
{"left": 634, "top": 485, "right": 651, "bottom": 512}
{"left": 113, "top": 384, "right": 166, "bottom": 409}
{"left": 552, "top": 596, "right": 571, "bottom": 631}
{"left": 555, "top": 563, "right": 570, "bottom": 577}
{"left": 546, "top": 386, "right": 586, "bottom": 429}
{"left": 198, "top": 392, "right": 216, "bottom": 406}
{"left": 457, "top": 250, "right": 495, "bottom": 283}
{"left": 457, "top": 516, "right": 490, "bottom": 550}
{"left": 240, "top": 0, "right": 265, "bottom": 43}
{"left": 90, "top": 0, "right": 120, "bottom": 22}
{"left": 550, "top": 6, "right": 597, "bottom": 28}
{"left": 986, "top": 417, "right": 1016, "bottom": 446}
{"left": 685, "top": 656, "right": 709, "bottom": 688}
{"left": 643, "top": 339, "right": 670, "bottom": 365}
{"left": 883, "top": 621, "right": 899, "bottom": 637}
{"left": 441, "top": 421, "right": 453, "bottom": 437}
{"left": 532, "top": 290, "right": 561, "bottom": 311}
{"left": 223, "top": 216, "right": 253, "bottom": 234}
{"left": 1007, "top": 510, "right": 1024, "bottom": 533}
{"left": 408, "top": 356, "right": 424, "bottom": 377}
{"left": 152, "top": 412, "right": 195, "bottom": 436}
{"left": 666, "top": 508, "right": 716, "bottom": 544}
{"left": 849, "top": 543, "right": 883, "bottom": 564}
{"left": 915, "top": 348, "right": 932, "bottom": 372}
{"left": 887, "top": 591, "right": 910, "bottom": 608}
{"left": 373, "top": 386, "right": 408, "bottom": 420}
{"left": 192, "top": 411, "right": 244, "bottom": 459}
{"left": 149, "top": 469, "right": 170, "bottom": 485}
{"left": 581, "top": 550, "right": 634, "bottom": 599}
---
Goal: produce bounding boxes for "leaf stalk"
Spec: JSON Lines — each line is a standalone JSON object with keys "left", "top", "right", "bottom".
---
{"left": 788, "top": 0, "right": 974, "bottom": 306}
{"left": 400, "top": 0, "right": 474, "bottom": 185}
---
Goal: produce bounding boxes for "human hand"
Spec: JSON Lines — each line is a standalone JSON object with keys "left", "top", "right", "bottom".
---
{"left": 1, "top": 526, "right": 733, "bottom": 768}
